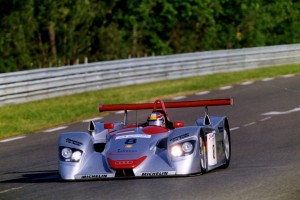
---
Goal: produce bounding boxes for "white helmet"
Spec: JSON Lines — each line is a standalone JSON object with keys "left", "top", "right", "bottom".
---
{"left": 147, "top": 112, "right": 165, "bottom": 127}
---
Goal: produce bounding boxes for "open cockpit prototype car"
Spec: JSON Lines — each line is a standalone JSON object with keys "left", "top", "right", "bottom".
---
{"left": 58, "top": 98, "right": 233, "bottom": 180}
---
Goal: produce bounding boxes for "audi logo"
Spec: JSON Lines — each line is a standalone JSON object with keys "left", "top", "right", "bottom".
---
{"left": 115, "top": 161, "right": 133, "bottom": 165}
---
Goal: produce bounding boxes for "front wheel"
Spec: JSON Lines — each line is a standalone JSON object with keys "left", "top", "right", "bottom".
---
{"left": 221, "top": 121, "right": 231, "bottom": 168}
{"left": 199, "top": 132, "right": 207, "bottom": 174}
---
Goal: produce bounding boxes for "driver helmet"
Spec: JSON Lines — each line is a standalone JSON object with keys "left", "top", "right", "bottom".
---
{"left": 147, "top": 112, "right": 165, "bottom": 127}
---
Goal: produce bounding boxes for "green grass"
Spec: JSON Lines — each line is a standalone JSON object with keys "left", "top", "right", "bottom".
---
{"left": 1, "top": 64, "right": 299, "bottom": 139}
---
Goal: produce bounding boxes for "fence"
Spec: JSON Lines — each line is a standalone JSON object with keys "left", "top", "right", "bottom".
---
{"left": 0, "top": 44, "right": 300, "bottom": 106}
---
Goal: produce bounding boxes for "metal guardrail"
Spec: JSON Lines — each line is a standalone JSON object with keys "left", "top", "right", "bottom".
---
{"left": 0, "top": 44, "right": 300, "bottom": 106}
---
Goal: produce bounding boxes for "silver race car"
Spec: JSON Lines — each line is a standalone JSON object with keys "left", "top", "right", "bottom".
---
{"left": 58, "top": 98, "right": 233, "bottom": 180}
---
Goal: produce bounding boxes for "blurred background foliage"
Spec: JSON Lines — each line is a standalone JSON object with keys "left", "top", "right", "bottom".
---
{"left": 0, "top": 0, "right": 299, "bottom": 72}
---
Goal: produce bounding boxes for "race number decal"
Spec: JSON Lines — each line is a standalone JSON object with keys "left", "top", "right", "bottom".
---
{"left": 207, "top": 131, "right": 217, "bottom": 166}
{"left": 125, "top": 138, "right": 137, "bottom": 144}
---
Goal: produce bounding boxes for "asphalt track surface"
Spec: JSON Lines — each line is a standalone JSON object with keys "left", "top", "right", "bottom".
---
{"left": 1, "top": 74, "right": 299, "bottom": 200}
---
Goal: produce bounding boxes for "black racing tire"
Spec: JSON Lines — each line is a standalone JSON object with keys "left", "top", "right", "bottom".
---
{"left": 199, "top": 131, "right": 208, "bottom": 174}
{"left": 221, "top": 120, "right": 231, "bottom": 169}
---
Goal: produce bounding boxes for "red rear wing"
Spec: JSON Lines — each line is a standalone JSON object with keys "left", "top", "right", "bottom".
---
{"left": 99, "top": 98, "right": 233, "bottom": 112}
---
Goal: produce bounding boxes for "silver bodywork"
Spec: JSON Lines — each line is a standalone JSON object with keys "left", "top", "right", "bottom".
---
{"left": 58, "top": 113, "right": 231, "bottom": 180}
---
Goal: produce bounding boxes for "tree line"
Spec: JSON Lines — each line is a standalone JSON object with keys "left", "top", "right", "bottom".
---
{"left": 0, "top": 0, "right": 299, "bottom": 73}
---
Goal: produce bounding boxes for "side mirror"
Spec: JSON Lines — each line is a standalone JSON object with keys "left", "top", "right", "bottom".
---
{"left": 104, "top": 123, "right": 114, "bottom": 129}
{"left": 173, "top": 121, "right": 184, "bottom": 128}
{"left": 88, "top": 121, "right": 96, "bottom": 136}
{"left": 203, "top": 114, "right": 211, "bottom": 126}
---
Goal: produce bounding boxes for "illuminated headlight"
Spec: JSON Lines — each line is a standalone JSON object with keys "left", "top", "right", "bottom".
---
{"left": 71, "top": 151, "right": 82, "bottom": 162}
{"left": 59, "top": 146, "right": 83, "bottom": 162}
{"left": 170, "top": 145, "right": 183, "bottom": 157}
{"left": 170, "top": 141, "right": 195, "bottom": 157}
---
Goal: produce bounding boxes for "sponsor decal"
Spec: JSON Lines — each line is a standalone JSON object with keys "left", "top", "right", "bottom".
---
{"left": 170, "top": 133, "right": 189, "bottom": 142}
{"left": 108, "top": 156, "right": 147, "bottom": 169}
{"left": 141, "top": 171, "right": 170, "bottom": 176}
{"left": 116, "top": 134, "right": 151, "bottom": 140}
{"left": 109, "top": 149, "right": 138, "bottom": 155}
{"left": 207, "top": 131, "right": 216, "bottom": 140}
{"left": 125, "top": 144, "right": 133, "bottom": 148}
{"left": 66, "top": 138, "right": 83, "bottom": 146}
{"left": 114, "top": 160, "right": 133, "bottom": 165}
{"left": 79, "top": 174, "right": 112, "bottom": 179}
{"left": 117, "top": 149, "right": 137, "bottom": 153}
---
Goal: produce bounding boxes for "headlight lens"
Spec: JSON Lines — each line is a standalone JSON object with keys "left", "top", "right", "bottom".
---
{"left": 61, "top": 148, "right": 72, "bottom": 159}
{"left": 170, "top": 141, "right": 195, "bottom": 157}
{"left": 182, "top": 142, "right": 193, "bottom": 153}
{"left": 59, "top": 146, "right": 83, "bottom": 162}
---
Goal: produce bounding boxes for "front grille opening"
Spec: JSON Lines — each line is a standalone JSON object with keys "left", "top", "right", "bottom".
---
{"left": 94, "top": 143, "right": 106, "bottom": 152}
{"left": 115, "top": 169, "right": 135, "bottom": 177}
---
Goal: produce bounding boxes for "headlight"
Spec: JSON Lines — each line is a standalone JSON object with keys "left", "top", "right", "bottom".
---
{"left": 182, "top": 142, "right": 193, "bottom": 153}
{"left": 71, "top": 151, "right": 82, "bottom": 162}
{"left": 59, "top": 146, "right": 83, "bottom": 162}
{"left": 170, "top": 141, "right": 195, "bottom": 157}
{"left": 61, "top": 148, "right": 72, "bottom": 159}
{"left": 170, "top": 145, "right": 182, "bottom": 157}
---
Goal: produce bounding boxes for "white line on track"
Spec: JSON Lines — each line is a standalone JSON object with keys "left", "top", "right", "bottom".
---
{"left": 282, "top": 74, "right": 295, "bottom": 78}
{"left": 259, "top": 117, "right": 272, "bottom": 122}
{"left": 241, "top": 81, "right": 254, "bottom": 85}
{"left": 115, "top": 110, "right": 133, "bottom": 114}
{"left": 0, "top": 136, "right": 26, "bottom": 143}
{"left": 262, "top": 77, "right": 274, "bottom": 82}
{"left": 262, "top": 107, "right": 300, "bottom": 116}
{"left": 230, "top": 127, "right": 240, "bottom": 131}
{"left": 43, "top": 126, "right": 67, "bottom": 133}
{"left": 243, "top": 122, "right": 257, "bottom": 127}
{"left": 195, "top": 91, "right": 210, "bottom": 95}
{"left": 172, "top": 96, "right": 186, "bottom": 100}
{"left": 82, "top": 117, "right": 103, "bottom": 122}
{"left": 219, "top": 86, "right": 232, "bottom": 90}
{"left": 0, "top": 187, "right": 23, "bottom": 194}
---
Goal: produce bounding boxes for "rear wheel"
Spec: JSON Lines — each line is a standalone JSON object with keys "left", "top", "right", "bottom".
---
{"left": 221, "top": 121, "right": 231, "bottom": 168}
{"left": 199, "top": 132, "right": 207, "bottom": 174}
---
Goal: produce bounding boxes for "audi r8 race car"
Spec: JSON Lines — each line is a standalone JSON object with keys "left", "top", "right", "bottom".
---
{"left": 58, "top": 98, "right": 233, "bottom": 180}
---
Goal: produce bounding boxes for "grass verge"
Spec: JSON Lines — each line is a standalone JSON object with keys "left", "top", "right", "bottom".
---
{"left": 0, "top": 64, "right": 299, "bottom": 139}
